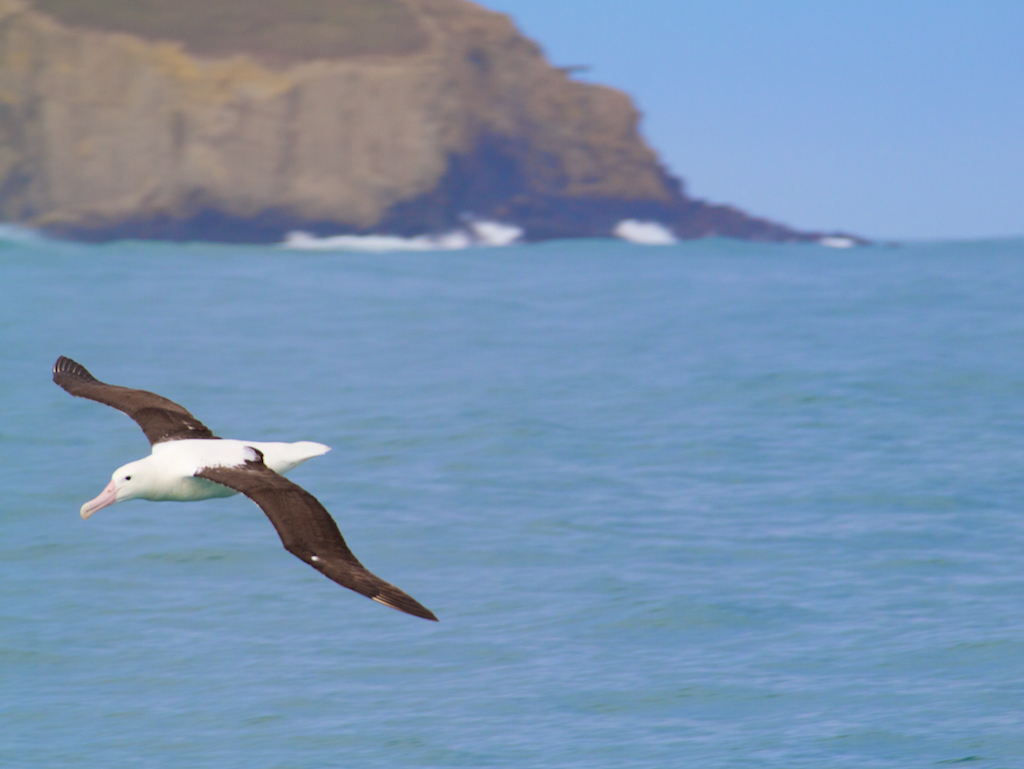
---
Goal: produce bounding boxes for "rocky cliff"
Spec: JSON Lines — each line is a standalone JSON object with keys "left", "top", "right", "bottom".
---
{"left": 0, "top": 0, "right": 831, "bottom": 242}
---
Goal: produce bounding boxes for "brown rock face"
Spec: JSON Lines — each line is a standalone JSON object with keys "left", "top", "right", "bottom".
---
{"left": 0, "top": 0, "right": 824, "bottom": 242}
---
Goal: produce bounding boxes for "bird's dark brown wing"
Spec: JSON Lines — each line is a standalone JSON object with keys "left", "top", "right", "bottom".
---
{"left": 53, "top": 356, "right": 218, "bottom": 445}
{"left": 195, "top": 455, "right": 438, "bottom": 621}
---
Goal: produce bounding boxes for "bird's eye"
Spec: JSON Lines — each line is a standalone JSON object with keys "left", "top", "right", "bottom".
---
{"left": 125, "top": 475, "right": 131, "bottom": 481}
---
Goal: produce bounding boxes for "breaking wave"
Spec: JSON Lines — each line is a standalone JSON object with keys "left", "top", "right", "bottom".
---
{"left": 613, "top": 220, "right": 677, "bottom": 245}
{"left": 819, "top": 236, "right": 857, "bottom": 249}
{"left": 282, "top": 220, "right": 523, "bottom": 253}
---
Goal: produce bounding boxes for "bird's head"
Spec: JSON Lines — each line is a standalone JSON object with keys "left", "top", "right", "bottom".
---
{"left": 80, "top": 458, "right": 154, "bottom": 519}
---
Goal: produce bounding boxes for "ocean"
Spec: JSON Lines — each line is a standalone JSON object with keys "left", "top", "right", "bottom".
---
{"left": 2, "top": 233, "right": 1023, "bottom": 767}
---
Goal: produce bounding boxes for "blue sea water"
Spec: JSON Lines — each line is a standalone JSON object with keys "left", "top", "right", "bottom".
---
{"left": 2, "top": 234, "right": 1024, "bottom": 768}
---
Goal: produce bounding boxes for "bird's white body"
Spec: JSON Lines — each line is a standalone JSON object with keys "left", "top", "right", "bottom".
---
{"left": 83, "top": 439, "right": 330, "bottom": 517}
{"left": 147, "top": 439, "right": 330, "bottom": 499}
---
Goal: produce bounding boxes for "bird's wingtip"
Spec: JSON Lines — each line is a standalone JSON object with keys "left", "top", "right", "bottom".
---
{"left": 53, "top": 356, "right": 98, "bottom": 384}
{"left": 372, "top": 594, "right": 439, "bottom": 621}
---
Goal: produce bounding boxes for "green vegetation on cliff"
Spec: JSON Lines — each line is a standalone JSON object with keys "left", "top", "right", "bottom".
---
{"left": 31, "top": 0, "right": 427, "bottom": 62}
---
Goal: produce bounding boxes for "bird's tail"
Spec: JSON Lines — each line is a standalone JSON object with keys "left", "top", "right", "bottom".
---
{"left": 251, "top": 441, "right": 331, "bottom": 475}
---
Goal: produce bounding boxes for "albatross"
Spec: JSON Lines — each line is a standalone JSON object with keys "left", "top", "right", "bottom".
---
{"left": 52, "top": 356, "right": 438, "bottom": 621}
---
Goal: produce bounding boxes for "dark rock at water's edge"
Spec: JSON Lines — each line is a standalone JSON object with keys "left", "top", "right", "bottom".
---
{"left": 375, "top": 135, "right": 836, "bottom": 243}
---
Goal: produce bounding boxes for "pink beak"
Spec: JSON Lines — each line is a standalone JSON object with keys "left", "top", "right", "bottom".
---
{"left": 81, "top": 480, "right": 118, "bottom": 519}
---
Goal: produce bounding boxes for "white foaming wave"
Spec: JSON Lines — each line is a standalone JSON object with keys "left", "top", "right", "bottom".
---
{"left": 282, "top": 220, "right": 523, "bottom": 252}
{"left": 819, "top": 236, "right": 857, "bottom": 249}
{"left": 469, "top": 220, "right": 524, "bottom": 246}
{"left": 283, "top": 231, "right": 466, "bottom": 252}
{"left": 614, "top": 220, "right": 677, "bottom": 246}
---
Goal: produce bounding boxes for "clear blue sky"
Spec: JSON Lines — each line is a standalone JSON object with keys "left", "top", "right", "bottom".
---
{"left": 480, "top": 0, "right": 1023, "bottom": 240}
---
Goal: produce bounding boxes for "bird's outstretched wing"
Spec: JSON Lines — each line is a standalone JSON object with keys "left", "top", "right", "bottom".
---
{"left": 195, "top": 453, "right": 438, "bottom": 621}
{"left": 53, "top": 356, "right": 218, "bottom": 445}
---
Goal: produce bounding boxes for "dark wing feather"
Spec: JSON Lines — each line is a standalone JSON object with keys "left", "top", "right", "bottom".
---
{"left": 53, "top": 356, "right": 218, "bottom": 445}
{"left": 195, "top": 457, "right": 438, "bottom": 621}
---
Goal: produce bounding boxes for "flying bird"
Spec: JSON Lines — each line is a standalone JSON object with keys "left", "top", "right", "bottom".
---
{"left": 52, "top": 356, "right": 437, "bottom": 621}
